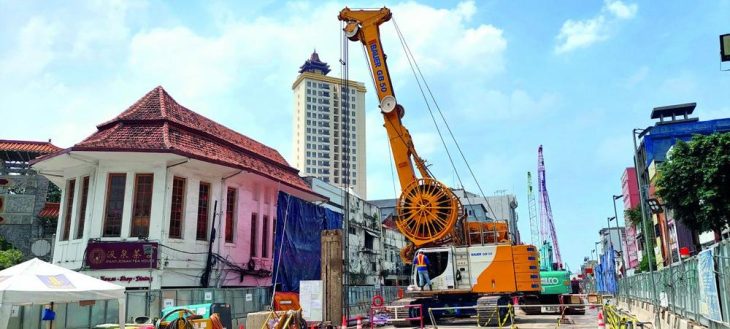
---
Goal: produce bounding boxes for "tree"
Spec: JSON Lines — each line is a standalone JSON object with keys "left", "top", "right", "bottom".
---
{"left": 46, "top": 182, "right": 61, "bottom": 203}
{"left": 656, "top": 133, "right": 730, "bottom": 240}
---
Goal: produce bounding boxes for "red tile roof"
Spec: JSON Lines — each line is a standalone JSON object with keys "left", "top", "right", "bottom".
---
{"left": 38, "top": 202, "right": 60, "bottom": 219}
{"left": 0, "top": 140, "right": 61, "bottom": 154}
{"left": 45, "top": 86, "right": 311, "bottom": 193}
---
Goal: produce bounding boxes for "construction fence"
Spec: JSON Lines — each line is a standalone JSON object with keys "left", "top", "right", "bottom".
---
{"left": 618, "top": 240, "right": 730, "bottom": 328}
{"left": 5, "top": 285, "right": 402, "bottom": 329}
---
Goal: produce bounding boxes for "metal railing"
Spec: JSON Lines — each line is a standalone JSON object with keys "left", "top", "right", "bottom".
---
{"left": 6, "top": 287, "right": 271, "bottom": 329}
{"left": 618, "top": 240, "right": 730, "bottom": 328}
{"left": 5, "top": 284, "right": 403, "bottom": 329}
{"left": 346, "top": 286, "right": 402, "bottom": 318}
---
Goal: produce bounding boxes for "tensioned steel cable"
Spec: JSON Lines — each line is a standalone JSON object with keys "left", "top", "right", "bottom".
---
{"left": 339, "top": 21, "right": 351, "bottom": 321}
{"left": 392, "top": 18, "right": 498, "bottom": 219}
{"left": 391, "top": 18, "right": 465, "bottom": 192}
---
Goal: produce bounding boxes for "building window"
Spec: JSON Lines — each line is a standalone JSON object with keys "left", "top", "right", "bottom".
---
{"left": 169, "top": 177, "right": 186, "bottom": 239}
{"left": 365, "top": 233, "right": 374, "bottom": 250}
{"left": 196, "top": 182, "right": 211, "bottom": 241}
{"left": 131, "top": 174, "right": 154, "bottom": 238}
{"left": 250, "top": 213, "right": 258, "bottom": 258}
{"left": 103, "top": 173, "right": 127, "bottom": 237}
{"left": 225, "top": 187, "right": 237, "bottom": 243}
{"left": 75, "top": 176, "right": 90, "bottom": 240}
{"left": 262, "top": 215, "right": 269, "bottom": 258}
{"left": 61, "top": 179, "right": 76, "bottom": 241}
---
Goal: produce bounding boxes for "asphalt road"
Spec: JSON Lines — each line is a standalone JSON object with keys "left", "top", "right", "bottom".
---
{"left": 379, "top": 308, "right": 601, "bottom": 329}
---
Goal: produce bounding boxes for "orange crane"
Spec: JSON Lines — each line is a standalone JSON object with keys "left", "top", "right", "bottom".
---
{"left": 338, "top": 7, "right": 541, "bottom": 326}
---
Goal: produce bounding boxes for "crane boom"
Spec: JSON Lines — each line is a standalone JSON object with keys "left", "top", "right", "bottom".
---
{"left": 527, "top": 172, "right": 539, "bottom": 247}
{"left": 338, "top": 8, "right": 463, "bottom": 247}
{"left": 538, "top": 145, "right": 562, "bottom": 269}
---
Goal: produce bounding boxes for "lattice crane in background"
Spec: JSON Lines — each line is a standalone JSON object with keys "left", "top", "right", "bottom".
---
{"left": 527, "top": 172, "right": 540, "bottom": 247}
{"left": 538, "top": 145, "right": 563, "bottom": 269}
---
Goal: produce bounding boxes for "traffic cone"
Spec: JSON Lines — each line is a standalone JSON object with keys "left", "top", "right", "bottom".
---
{"left": 597, "top": 309, "right": 605, "bottom": 329}
{"left": 356, "top": 316, "right": 362, "bottom": 329}
{"left": 341, "top": 315, "right": 347, "bottom": 329}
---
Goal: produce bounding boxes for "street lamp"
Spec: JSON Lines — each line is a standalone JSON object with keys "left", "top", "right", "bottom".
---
{"left": 606, "top": 217, "right": 615, "bottom": 249}
{"left": 612, "top": 195, "right": 625, "bottom": 265}
{"left": 633, "top": 128, "right": 661, "bottom": 328}
{"left": 647, "top": 198, "right": 663, "bottom": 214}
{"left": 721, "top": 34, "right": 730, "bottom": 63}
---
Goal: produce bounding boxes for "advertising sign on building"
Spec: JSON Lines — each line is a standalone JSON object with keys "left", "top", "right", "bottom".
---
{"left": 697, "top": 248, "right": 723, "bottom": 322}
{"left": 85, "top": 241, "right": 158, "bottom": 269}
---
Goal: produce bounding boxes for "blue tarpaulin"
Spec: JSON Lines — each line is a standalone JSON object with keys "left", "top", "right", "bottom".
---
{"left": 272, "top": 191, "right": 342, "bottom": 292}
{"left": 595, "top": 245, "right": 618, "bottom": 294}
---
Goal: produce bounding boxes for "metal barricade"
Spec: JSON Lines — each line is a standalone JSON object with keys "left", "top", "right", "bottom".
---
{"left": 369, "top": 304, "right": 423, "bottom": 329}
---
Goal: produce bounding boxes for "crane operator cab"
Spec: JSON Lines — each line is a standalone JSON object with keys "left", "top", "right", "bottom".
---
{"left": 410, "top": 248, "right": 456, "bottom": 291}
{"left": 410, "top": 244, "right": 540, "bottom": 294}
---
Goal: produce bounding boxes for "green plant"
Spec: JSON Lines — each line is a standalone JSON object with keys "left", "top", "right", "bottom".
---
{"left": 0, "top": 236, "right": 22, "bottom": 269}
{"left": 624, "top": 206, "right": 642, "bottom": 227}
{"left": 656, "top": 133, "right": 730, "bottom": 239}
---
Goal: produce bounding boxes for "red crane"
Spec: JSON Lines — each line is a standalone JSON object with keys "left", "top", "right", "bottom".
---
{"left": 538, "top": 145, "right": 563, "bottom": 269}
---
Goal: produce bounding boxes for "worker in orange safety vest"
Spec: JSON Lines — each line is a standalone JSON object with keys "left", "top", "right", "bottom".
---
{"left": 412, "top": 250, "right": 432, "bottom": 291}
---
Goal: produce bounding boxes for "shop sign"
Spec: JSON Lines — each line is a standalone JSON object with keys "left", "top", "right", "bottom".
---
{"left": 85, "top": 241, "right": 158, "bottom": 269}
{"left": 99, "top": 275, "right": 152, "bottom": 283}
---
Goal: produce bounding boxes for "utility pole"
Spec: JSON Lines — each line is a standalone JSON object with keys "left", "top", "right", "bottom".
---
{"left": 632, "top": 128, "right": 661, "bottom": 328}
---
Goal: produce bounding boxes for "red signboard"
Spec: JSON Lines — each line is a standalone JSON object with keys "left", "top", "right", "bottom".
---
{"left": 85, "top": 241, "right": 158, "bottom": 269}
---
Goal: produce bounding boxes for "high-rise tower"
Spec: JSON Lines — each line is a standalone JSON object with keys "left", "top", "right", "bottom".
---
{"left": 292, "top": 51, "right": 367, "bottom": 197}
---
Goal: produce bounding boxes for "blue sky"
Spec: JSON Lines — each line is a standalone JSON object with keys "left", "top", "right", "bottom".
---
{"left": 1, "top": 0, "right": 729, "bottom": 270}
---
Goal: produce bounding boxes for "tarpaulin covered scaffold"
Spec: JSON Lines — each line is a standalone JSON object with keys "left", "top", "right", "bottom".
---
{"left": 595, "top": 245, "right": 618, "bottom": 294}
{"left": 273, "top": 191, "right": 342, "bottom": 292}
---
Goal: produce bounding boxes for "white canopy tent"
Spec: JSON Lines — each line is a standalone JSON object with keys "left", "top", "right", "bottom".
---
{"left": 0, "top": 258, "right": 126, "bottom": 329}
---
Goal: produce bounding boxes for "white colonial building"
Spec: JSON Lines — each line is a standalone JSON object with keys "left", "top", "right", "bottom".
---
{"left": 32, "top": 86, "right": 322, "bottom": 289}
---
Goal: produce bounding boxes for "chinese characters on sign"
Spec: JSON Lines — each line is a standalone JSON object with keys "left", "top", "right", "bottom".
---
{"left": 85, "top": 241, "right": 158, "bottom": 269}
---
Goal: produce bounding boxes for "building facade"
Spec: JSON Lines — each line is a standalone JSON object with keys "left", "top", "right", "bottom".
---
{"left": 369, "top": 198, "right": 410, "bottom": 286}
{"left": 305, "top": 177, "right": 381, "bottom": 286}
{"left": 32, "top": 86, "right": 322, "bottom": 289}
{"left": 292, "top": 51, "right": 368, "bottom": 197}
{"left": 620, "top": 167, "right": 641, "bottom": 271}
{"left": 598, "top": 227, "right": 626, "bottom": 260}
{"left": 634, "top": 103, "right": 730, "bottom": 268}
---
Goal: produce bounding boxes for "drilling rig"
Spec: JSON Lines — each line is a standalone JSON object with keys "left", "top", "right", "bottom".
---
{"left": 338, "top": 7, "right": 540, "bottom": 326}
{"left": 522, "top": 146, "right": 584, "bottom": 315}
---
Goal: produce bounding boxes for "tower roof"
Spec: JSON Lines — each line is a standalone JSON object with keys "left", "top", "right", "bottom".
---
{"left": 299, "top": 50, "right": 331, "bottom": 75}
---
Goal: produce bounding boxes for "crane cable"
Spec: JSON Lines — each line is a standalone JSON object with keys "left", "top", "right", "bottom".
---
{"left": 390, "top": 18, "right": 465, "bottom": 191}
{"left": 391, "top": 18, "right": 497, "bottom": 219}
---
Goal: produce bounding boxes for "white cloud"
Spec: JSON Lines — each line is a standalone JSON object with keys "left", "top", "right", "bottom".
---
{"left": 605, "top": 0, "right": 638, "bottom": 19}
{"left": 0, "top": 1, "right": 509, "bottom": 200}
{"left": 554, "top": 0, "right": 638, "bottom": 54}
{"left": 0, "top": 17, "right": 58, "bottom": 78}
